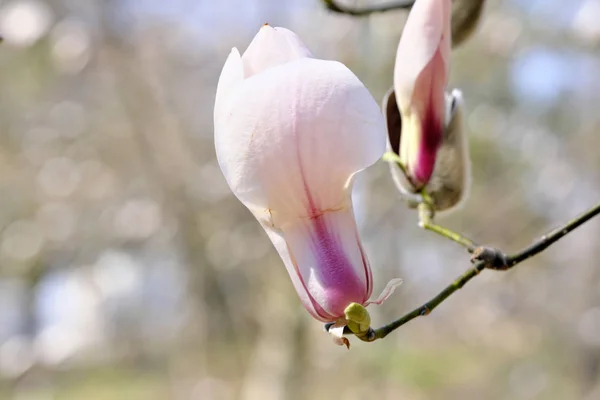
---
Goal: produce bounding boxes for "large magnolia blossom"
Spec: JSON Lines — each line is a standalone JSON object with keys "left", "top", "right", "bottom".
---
{"left": 214, "top": 25, "right": 398, "bottom": 323}
{"left": 385, "top": 0, "right": 470, "bottom": 211}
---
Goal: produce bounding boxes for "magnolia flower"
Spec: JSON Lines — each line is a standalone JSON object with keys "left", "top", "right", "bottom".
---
{"left": 384, "top": 0, "right": 470, "bottom": 211}
{"left": 214, "top": 25, "right": 400, "bottom": 325}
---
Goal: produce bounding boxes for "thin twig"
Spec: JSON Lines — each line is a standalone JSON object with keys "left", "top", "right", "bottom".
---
{"left": 420, "top": 219, "right": 478, "bottom": 253}
{"left": 368, "top": 200, "right": 600, "bottom": 340}
{"left": 506, "top": 201, "right": 600, "bottom": 267}
{"left": 323, "top": 0, "right": 414, "bottom": 16}
{"left": 418, "top": 198, "right": 479, "bottom": 253}
{"left": 374, "top": 261, "right": 484, "bottom": 339}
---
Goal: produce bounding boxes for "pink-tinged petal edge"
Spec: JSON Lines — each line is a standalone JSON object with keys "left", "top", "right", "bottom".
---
{"left": 282, "top": 205, "right": 372, "bottom": 322}
{"left": 241, "top": 25, "right": 313, "bottom": 78}
{"left": 217, "top": 56, "right": 385, "bottom": 218}
{"left": 394, "top": 0, "right": 451, "bottom": 107}
{"left": 365, "top": 278, "right": 403, "bottom": 306}
{"left": 404, "top": 47, "right": 447, "bottom": 187}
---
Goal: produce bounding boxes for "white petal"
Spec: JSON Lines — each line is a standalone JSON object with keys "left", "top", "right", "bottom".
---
{"left": 214, "top": 48, "right": 244, "bottom": 136}
{"left": 328, "top": 323, "right": 350, "bottom": 348}
{"left": 241, "top": 25, "right": 313, "bottom": 78}
{"left": 256, "top": 215, "right": 327, "bottom": 321}
{"left": 215, "top": 57, "right": 385, "bottom": 220}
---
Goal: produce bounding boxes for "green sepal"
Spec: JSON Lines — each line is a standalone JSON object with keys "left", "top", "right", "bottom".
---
{"left": 344, "top": 302, "right": 371, "bottom": 336}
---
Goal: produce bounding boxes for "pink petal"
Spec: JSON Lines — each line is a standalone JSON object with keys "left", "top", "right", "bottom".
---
{"left": 241, "top": 25, "right": 313, "bottom": 78}
{"left": 257, "top": 219, "right": 331, "bottom": 322}
{"left": 394, "top": 0, "right": 451, "bottom": 111}
{"left": 365, "top": 278, "right": 403, "bottom": 306}
{"left": 280, "top": 207, "right": 372, "bottom": 321}
{"left": 399, "top": 49, "right": 447, "bottom": 186}
{"left": 215, "top": 57, "right": 385, "bottom": 217}
{"left": 393, "top": 0, "right": 451, "bottom": 187}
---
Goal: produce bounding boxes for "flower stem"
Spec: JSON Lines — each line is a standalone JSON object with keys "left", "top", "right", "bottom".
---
{"left": 418, "top": 200, "right": 478, "bottom": 253}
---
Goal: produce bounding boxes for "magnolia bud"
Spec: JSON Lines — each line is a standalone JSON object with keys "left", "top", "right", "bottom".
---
{"left": 383, "top": 88, "right": 470, "bottom": 212}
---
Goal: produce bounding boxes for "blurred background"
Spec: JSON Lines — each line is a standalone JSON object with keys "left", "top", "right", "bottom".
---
{"left": 0, "top": 0, "right": 600, "bottom": 399}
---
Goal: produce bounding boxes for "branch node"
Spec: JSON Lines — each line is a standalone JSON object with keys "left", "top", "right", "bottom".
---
{"left": 358, "top": 328, "right": 377, "bottom": 342}
{"left": 470, "top": 246, "right": 508, "bottom": 270}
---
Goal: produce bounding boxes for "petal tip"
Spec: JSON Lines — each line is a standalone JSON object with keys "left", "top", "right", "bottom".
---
{"left": 366, "top": 278, "right": 403, "bottom": 306}
{"left": 328, "top": 324, "right": 351, "bottom": 349}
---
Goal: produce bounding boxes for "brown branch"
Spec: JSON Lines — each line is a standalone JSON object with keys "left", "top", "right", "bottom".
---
{"left": 371, "top": 200, "right": 600, "bottom": 339}
{"left": 323, "top": 0, "right": 414, "bottom": 16}
{"left": 505, "top": 202, "right": 600, "bottom": 267}
{"left": 322, "top": 0, "right": 487, "bottom": 48}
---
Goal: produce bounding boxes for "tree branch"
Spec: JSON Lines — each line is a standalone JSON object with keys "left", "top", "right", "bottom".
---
{"left": 332, "top": 200, "right": 600, "bottom": 341}
{"left": 322, "top": 0, "right": 414, "bottom": 16}
{"left": 505, "top": 201, "right": 600, "bottom": 267}
{"left": 322, "top": 0, "right": 487, "bottom": 48}
{"left": 374, "top": 260, "right": 483, "bottom": 339}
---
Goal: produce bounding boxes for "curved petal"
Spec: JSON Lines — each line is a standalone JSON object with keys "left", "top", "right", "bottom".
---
{"left": 215, "top": 57, "right": 386, "bottom": 220}
{"left": 394, "top": 0, "right": 451, "bottom": 111}
{"left": 282, "top": 207, "right": 372, "bottom": 321}
{"left": 398, "top": 49, "right": 447, "bottom": 186}
{"left": 365, "top": 278, "right": 403, "bottom": 306}
{"left": 214, "top": 48, "right": 244, "bottom": 136}
{"left": 255, "top": 206, "right": 371, "bottom": 322}
{"left": 256, "top": 215, "right": 329, "bottom": 321}
{"left": 382, "top": 88, "right": 420, "bottom": 199}
{"left": 242, "top": 25, "right": 313, "bottom": 78}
